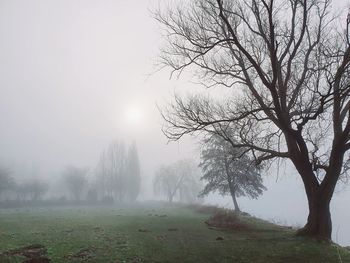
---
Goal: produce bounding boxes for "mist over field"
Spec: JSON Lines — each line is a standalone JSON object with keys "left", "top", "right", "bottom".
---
{"left": 1, "top": 1, "right": 350, "bottom": 262}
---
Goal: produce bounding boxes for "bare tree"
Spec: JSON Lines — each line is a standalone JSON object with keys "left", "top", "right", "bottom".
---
{"left": 153, "top": 165, "right": 179, "bottom": 203}
{"left": 176, "top": 159, "right": 203, "bottom": 204}
{"left": 95, "top": 140, "right": 127, "bottom": 202}
{"left": 19, "top": 179, "right": 49, "bottom": 201}
{"left": 156, "top": 0, "right": 350, "bottom": 240}
{"left": 153, "top": 159, "right": 201, "bottom": 203}
{"left": 0, "top": 167, "right": 15, "bottom": 200}
{"left": 63, "top": 166, "right": 88, "bottom": 201}
{"left": 199, "top": 135, "right": 266, "bottom": 212}
{"left": 125, "top": 142, "right": 141, "bottom": 202}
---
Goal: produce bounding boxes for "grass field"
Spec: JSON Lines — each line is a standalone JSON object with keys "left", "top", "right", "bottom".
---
{"left": 0, "top": 203, "right": 349, "bottom": 263}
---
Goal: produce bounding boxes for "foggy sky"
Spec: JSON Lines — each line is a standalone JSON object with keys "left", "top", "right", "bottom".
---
{"left": 0, "top": 0, "right": 195, "bottom": 174}
{"left": 0, "top": 0, "right": 349, "bottom": 245}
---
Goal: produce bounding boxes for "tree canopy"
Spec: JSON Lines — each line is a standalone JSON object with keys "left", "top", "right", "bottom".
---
{"left": 200, "top": 135, "right": 266, "bottom": 212}
{"left": 157, "top": 0, "right": 350, "bottom": 240}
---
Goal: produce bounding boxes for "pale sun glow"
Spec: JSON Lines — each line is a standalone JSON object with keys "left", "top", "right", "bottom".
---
{"left": 124, "top": 105, "right": 144, "bottom": 126}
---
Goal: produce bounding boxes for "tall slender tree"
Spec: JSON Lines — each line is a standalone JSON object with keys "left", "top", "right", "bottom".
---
{"left": 95, "top": 140, "right": 142, "bottom": 202}
{"left": 125, "top": 142, "right": 141, "bottom": 202}
{"left": 63, "top": 166, "right": 88, "bottom": 201}
{"left": 0, "top": 167, "right": 14, "bottom": 200}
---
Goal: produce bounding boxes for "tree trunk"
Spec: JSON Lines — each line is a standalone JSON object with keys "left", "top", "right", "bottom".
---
{"left": 231, "top": 192, "right": 240, "bottom": 213}
{"left": 228, "top": 182, "right": 240, "bottom": 213}
{"left": 225, "top": 160, "right": 240, "bottom": 213}
{"left": 297, "top": 192, "right": 332, "bottom": 240}
{"left": 285, "top": 128, "right": 346, "bottom": 241}
{"left": 292, "top": 145, "right": 343, "bottom": 241}
{"left": 168, "top": 194, "right": 173, "bottom": 203}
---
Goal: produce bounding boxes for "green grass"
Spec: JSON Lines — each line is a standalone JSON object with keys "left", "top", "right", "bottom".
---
{"left": 0, "top": 204, "right": 349, "bottom": 263}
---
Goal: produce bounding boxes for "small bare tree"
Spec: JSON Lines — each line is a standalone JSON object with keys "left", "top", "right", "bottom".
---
{"left": 63, "top": 166, "right": 88, "bottom": 201}
{"left": 156, "top": 0, "right": 350, "bottom": 240}
{"left": 20, "top": 179, "right": 49, "bottom": 201}
{"left": 0, "top": 167, "right": 15, "bottom": 200}
{"left": 153, "top": 165, "right": 179, "bottom": 203}
{"left": 153, "top": 159, "right": 201, "bottom": 203}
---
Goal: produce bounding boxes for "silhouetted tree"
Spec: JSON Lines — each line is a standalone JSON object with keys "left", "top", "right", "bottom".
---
{"left": 63, "top": 166, "right": 88, "bottom": 201}
{"left": 96, "top": 140, "right": 127, "bottom": 202}
{"left": 0, "top": 167, "right": 15, "bottom": 200}
{"left": 21, "top": 179, "right": 48, "bottom": 201}
{"left": 96, "top": 140, "right": 142, "bottom": 202}
{"left": 176, "top": 160, "right": 203, "bottom": 204}
{"left": 125, "top": 142, "right": 141, "bottom": 202}
{"left": 14, "top": 178, "right": 48, "bottom": 202}
{"left": 154, "top": 165, "right": 177, "bottom": 203}
{"left": 157, "top": 0, "right": 350, "bottom": 240}
{"left": 200, "top": 135, "right": 266, "bottom": 212}
{"left": 154, "top": 159, "right": 201, "bottom": 203}
{"left": 87, "top": 188, "right": 98, "bottom": 202}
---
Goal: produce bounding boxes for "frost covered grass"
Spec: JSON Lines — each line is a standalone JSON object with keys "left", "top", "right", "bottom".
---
{"left": 0, "top": 204, "right": 349, "bottom": 263}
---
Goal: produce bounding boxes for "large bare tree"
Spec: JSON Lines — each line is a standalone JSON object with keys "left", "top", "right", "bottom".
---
{"left": 156, "top": 0, "right": 350, "bottom": 240}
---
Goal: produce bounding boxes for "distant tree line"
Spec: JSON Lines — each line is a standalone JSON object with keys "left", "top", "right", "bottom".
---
{"left": 0, "top": 167, "right": 49, "bottom": 202}
{"left": 0, "top": 139, "right": 141, "bottom": 206}
{"left": 1, "top": 136, "right": 266, "bottom": 210}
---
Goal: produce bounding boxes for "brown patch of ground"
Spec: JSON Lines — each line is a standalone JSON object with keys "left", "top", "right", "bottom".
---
{"left": 158, "top": 214, "right": 167, "bottom": 218}
{"left": 205, "top": 210, "right": 252, "bottom": 231}
{"left": 1, "top": 244, "right": 50, "bottom": 262}
{"left": 155, "top": 235, "right": 166, "bottom": 241}
{"left": 187, "top": 204, "right": 223, "bottom": 215}
{"left": 93, "top": 226, "right": 105, "bottom": 234}
{"left": 65, "top": 247, "right": 96, "bottom": 261}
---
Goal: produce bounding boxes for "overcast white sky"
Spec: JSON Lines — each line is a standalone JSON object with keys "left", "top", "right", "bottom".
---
{"left": 0, "top": 0, "right": 196, "bottom": 172}
{"left": 0, "top": 0, "right": 349, "bottom": 245}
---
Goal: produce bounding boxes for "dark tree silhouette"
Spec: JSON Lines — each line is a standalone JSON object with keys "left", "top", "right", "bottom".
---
{"left": 0, "top": 167, "right": 14, "bottom": 200}
{"left": 95, "top": 140, "right": 141, "bottom": 202}
{"left": 156, "top": 0, "right": 350, "bottom": 240}
{"left": 125, "top": 142, "right": 141, "bottom": 202}
{"left": 21, "top": 179, "right": 48, "bottom": 201}
{"left": 63, "top": 166, "right": 88, "bottom": 201}
{"left": 95, "top": 141, "right": 127, "bottom": 202}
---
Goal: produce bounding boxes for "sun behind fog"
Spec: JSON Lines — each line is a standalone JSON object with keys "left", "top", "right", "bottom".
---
{"left": 124, "top": 105, "right": 143, "bottom": 126}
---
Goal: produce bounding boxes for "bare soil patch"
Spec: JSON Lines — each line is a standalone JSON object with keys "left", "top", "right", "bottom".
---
{"left": 205, "top": 210, "right": 252, "bottom": 231}
{"left": 1, "top": 244, "right": 50, "bottom": 263}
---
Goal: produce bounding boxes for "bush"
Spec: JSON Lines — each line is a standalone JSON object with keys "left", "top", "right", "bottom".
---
{"left": 205, "top": 210, "right": 251, "bottom": 231}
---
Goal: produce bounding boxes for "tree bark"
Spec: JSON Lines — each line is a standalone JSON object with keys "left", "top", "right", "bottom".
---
{"left": 228, "top": 181, "right": 240, "bottom": 213}
{"left": 285, "top": 132, "right": 338, "bottom": 241}
{"left": 293, "top": 141, "right": 344, "bottom": 240}
{"left": 297, "top": 191, "right": 332, "bottom": 240}
{"left": 225, "top": 159, "right": 241, "bottom": 213}
{"left": 231, "top": 192, "right": 240, "bottom": 213}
